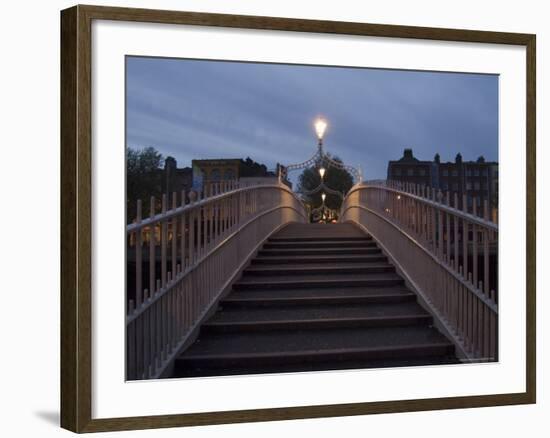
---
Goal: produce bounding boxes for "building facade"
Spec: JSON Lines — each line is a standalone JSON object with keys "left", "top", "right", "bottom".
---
{"left": 387, "top": 149, "right": 498, "bottom": 214}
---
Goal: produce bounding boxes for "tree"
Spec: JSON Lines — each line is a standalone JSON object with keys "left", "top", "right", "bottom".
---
{"left": 127, "top": 146, "right": 164, "bottom": 222}
{"left": 297, "top": 155, "right": 354, "bottom": 212}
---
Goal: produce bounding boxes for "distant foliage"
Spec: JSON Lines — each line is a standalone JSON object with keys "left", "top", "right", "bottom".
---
{"left": 127, "top": 146, "right": 164, "bottom": 222}
{"left": 297, "top": 155, "right": 354, "bottom": 210}
{"left": 239, "top": 157, "right": 272, "bottom": 177}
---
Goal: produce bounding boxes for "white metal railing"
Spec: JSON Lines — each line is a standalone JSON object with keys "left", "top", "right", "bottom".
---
{"left": 341, "top": 180, "right": 498, "bottom": 362}
{"left": 126, "top": 182, "right": 307, "bottom": 379}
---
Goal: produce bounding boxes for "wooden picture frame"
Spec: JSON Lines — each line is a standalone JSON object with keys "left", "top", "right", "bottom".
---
{"left": 60, "top": 4, "right": 536, "bottom": 433}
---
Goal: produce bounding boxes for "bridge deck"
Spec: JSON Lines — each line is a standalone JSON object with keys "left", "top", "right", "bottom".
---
{"left": 173, "top": 222, "right": 458, "bottom": 378}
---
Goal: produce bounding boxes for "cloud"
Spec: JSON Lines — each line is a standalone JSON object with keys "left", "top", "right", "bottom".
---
{"left": 126, "top": 57, "right": 498, "bottom": 179}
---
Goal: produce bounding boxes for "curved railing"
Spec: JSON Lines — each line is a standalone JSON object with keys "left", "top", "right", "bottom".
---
{"left": 126, "top": 182, "right": 308, "bottom": 379}
{"left": 341, "top": 181, "right": 498, "bottom": 362}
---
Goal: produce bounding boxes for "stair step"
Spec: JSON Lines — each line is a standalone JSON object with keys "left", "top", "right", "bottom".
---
{"left": 178, "top": 343, "right": 453, "bottom": 367}
{"left": 214, "top": 301, "right": 427, "bottom": 321}
{"left": 170, "top": 221, "right": 458, "bottom": 379}
{"left": 263, "top": 241, "right": 377, "bottom": 249}
{"left": 259, "top": 247, "right": 382, "bottom": 256}
{"left": 222, "top": 290, "right": 416, "bottom": 307}
{"left": 272, "top": 223, "right": 365, "bottom": 240}
{"left": 251, "top": 254, "right": 387, "bottom": 265}
{"left": 203, "top": 315, "right": 432, "bottom": 333}
{"left": 234, "top": 273, "right": 404, "bottom": 290}
{"left": 175, "top": 326, "right": 455, "bottom": 374}
{"left": 175, "top": 355, "right": 461, "bottom": 377}
{"left": 205, "top": 302, "right": 431, "bottom": 333}
{"left": 269, "top": 236, "right": 372, "bottom": 243}
{"left": 243, "top": 263, "right": 395, "bottom": 277}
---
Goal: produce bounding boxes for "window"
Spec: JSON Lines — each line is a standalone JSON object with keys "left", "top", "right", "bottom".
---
{"left": 474, "top": 169, "right": 480, "bottom": 176}
{"left": 442, "top": 169, "right": 448, "bottom": 177}
{"left": 452, "top": 183, "right": 459, "bottom": 191}
{"left": 394, "top": 168, "right": 401, "bottom": 176}
{"left": 407, "top": 168, "right": 414, "bottom": 176}
{"left": 466, "top": 182, "right": 472, "bottom": 190}
{"left": 452, "top": 170, "right": 458, "bottom": 177}
{"left": 466, "top": 169, "right": 472, "bottom": 177}
{"left": 419, "top": 169, "right": 426, "bottom": 176}
{"left": 482, "top": 169, "right": 488, "bottom": 176}
{"left": 210, "top": 168, "right": 221, "bottom": 181}
{"left": 224, "top": 169, "right": 236, "bottom": 180}
{"left": 474, "top": 182, "right": 480, "bottom": 190}
{"left": 442, "top": 183, "right": 448, "bottom": 190}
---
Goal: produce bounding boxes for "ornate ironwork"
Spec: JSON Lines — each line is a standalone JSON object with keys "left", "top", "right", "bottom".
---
{"left": 281, "top": 143, "right": 362, "bottom": 184}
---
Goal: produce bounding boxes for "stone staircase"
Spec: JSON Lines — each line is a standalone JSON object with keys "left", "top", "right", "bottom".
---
{"left": 174, "top": 223, "right": 458, "bottom": 377}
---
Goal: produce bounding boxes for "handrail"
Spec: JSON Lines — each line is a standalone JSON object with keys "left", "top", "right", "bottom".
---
{"left": 127, "top": 182, "right": 301, "bottom": 231}
{"left": 346, "top": 183, "right": 498, "bottom": 231}
{"left": 126, "top": 182, "right": 307, "bottom": 379}
{"left": 126, "top": 202, "right": 305, "bottom": 325}
{"left": 346, "top": 203, "right": 498, "bottom": 314}
{"left": 341, "top": 181, "right": 498, "bottom": 362}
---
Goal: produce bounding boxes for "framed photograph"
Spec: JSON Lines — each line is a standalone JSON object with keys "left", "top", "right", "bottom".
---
{"left": 60, "top": 4, "right": 536, "bottom": 433}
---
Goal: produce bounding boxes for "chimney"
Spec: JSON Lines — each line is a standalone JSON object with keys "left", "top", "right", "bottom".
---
{"left": 403, "top": 148, "right": 414, "bottom": 160}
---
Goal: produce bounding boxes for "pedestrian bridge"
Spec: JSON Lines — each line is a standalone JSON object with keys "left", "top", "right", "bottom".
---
{"left": 126, "top": 180, "right": 498, "bottom": 380}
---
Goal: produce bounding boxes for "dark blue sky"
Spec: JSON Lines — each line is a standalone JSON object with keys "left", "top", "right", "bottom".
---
{"left": 126, "top": 56, "right": 498, "bottom": 180}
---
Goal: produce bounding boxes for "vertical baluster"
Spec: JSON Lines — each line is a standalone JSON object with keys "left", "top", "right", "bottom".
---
{"left": 462, "top": 194, "right": 468, "bottom": 283}
{"left": 430, "top": 190, "right": 436, "bottom": 252}
{"left": 150, "top": 296, "right": 157, "bottom": 376}
{"left": 167, "top": 271, "right": 173, "bottom": 352}
{"left": 208, "top": 198, "right": 215, "bottom": 247}
{"left": 227, "top": 195, "right": 233, "bottom": 231}
{"left": 483, "top": 200, "right": 490, "bottom": 296}
{"left": 171, "top": 193, "right": 177, "bottom": 280}
{"left": 437, "top": 192, "right": 443, "bottom": 260}
{"left": 127, "top": 301, "right": 135, "bottom": 379}
{"left": 156, "top": 279, "right": 161, "bottom": 366}
{"left": 220, "top": 197, "right": 225, "bottom": 235}
{"left": 197, "top": 201, "right": 202, "bottom": 260}
{"left": 472, "top": 199, "right": 478, "bottom": 288}
{"left": 454, "top": 194, "right": 459, "bottom": 270}
{"left": 160, "top": 195, "right": 167, "bottom": 288}
{"left": 217, "top": 195, "right": 222, "bottom": 237}
{"left": 135, "top": 200, "right": 142, "bottom": 307}
{"left": 458, "top": 266, "right": 464, "bottom": 342}
{"left": 180, "top": 191, "right": 186, "bottom": 270}
{"left": 421, "top": 198, "right": 429, "bottom": 246}
{"left": 445, "top": 193, "right": 450, "bottom": 264}
{"left": 136, "top": 301, "right": 144, "bottom": 378}
{"left": 490, "top": 289, "right": 497, "bottom": 360}
{"left": 467, "top": 272, "right": 473, "bottom": 352}
{"left": 149, "top": 197, "right": 156, "bottom": 296}
{"left": 190, "top": 208, "right": 196, "bottom": 266}
{"left": 143, "top": 289, "right": 150, "bottom": 378}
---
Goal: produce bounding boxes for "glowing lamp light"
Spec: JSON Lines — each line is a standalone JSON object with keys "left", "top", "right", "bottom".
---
{"left": 314, "top": 117, "right": 328, "bottom": 142}
{"left": 321, "top": 193, "right": 326, "bottom": 202}
{"left": 319, "top": 167, "right": 326, "bottom": 180}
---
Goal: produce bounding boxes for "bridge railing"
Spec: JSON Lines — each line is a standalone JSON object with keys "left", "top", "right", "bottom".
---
{"left": 341, "top": 180, "right": 498, "bottom": 362}
{"left": 126, "top": 182, "right": 307, "bottom": 379}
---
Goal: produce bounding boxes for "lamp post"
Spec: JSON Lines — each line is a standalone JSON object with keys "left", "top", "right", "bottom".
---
{"left": 319, "top": 166, "right": 326, "bottom": 181}
{"left": 314, "top": 117, "right": 328, "bottom": 147}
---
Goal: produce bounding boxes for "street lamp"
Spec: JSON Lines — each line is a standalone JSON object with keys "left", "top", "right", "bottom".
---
{"left": 319, "top": 167, "right": 326, "bottom": 181}
{"left": 321, "top": 192, "right": 326, "bottom": 203}
{"left": 314, "top": 117, "right": 328, "bottom": 146}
